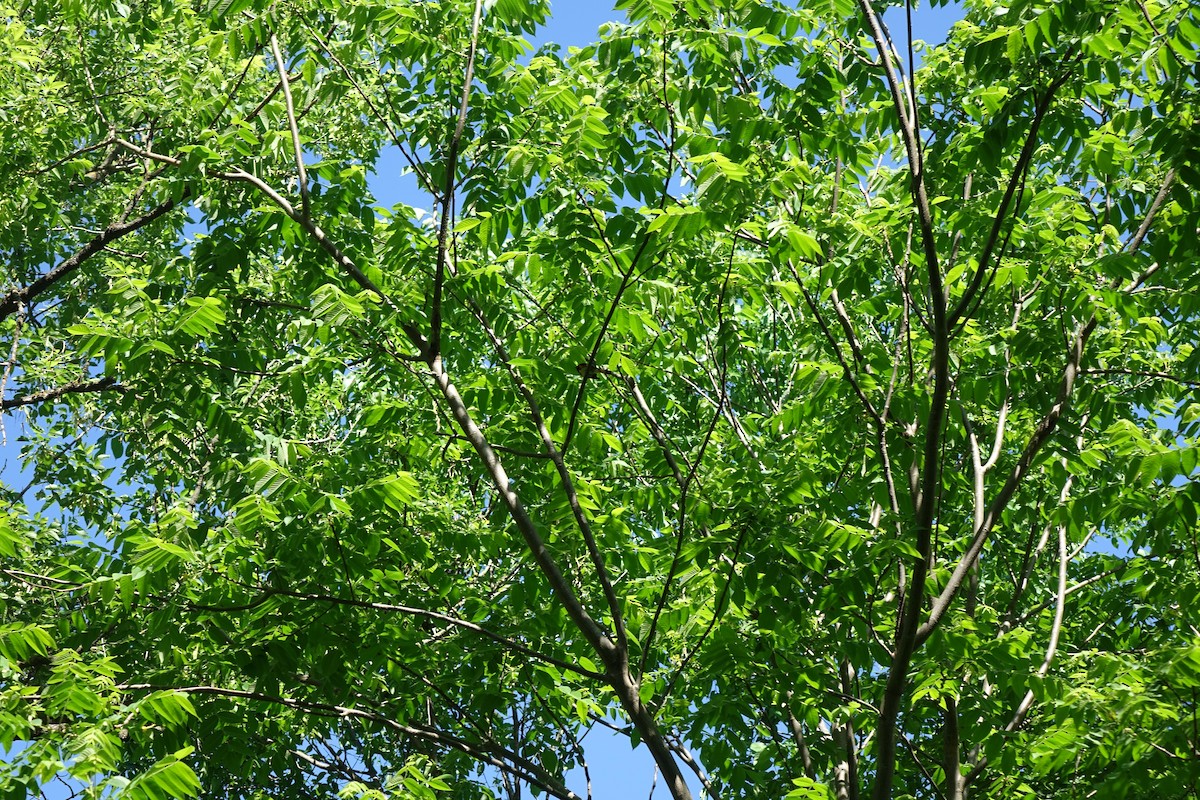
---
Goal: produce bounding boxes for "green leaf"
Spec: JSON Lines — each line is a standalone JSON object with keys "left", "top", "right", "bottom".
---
{"left": 173, "top": 296, "right": 226, "bottom": 337}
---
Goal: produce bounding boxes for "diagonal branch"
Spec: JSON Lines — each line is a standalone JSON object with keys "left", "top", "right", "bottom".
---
{"left": 463, "top": 302, "right": 629, "bottom": 656}
{"left": 269, "top": 33, "right": 310, "bottom": 219}
{"left": 917, "top": 319, "right": 1092, "bottom": 644}
{"left": 190, "top": 586, "right": 607, "bottom": 682}
{"left": 949, "top": 75, "right": 1071, "bottom": 330}
{"left": 795, "top": 274, "right": 884, "bottom": 429}
{"left": 563, "top": 200, "right": 657, "bottom": 456}
{"left": 426, "top": 355, "right": 617, "bottom": 659}
{"left": 430, "top": 0, "right": 483, "bottom": 358}
{"left": 857, "top": 0, "right": 940, "bottom": 289}
{"left": 2, "top": 376, "right": 128, "bottom": 410}
{"left": 300, "top": 21, "right": 435, "bottom": 197}
{"left": 118, "top": 684, "right": 583, "bottom": 800}
{"left": 113, "top": 141, "right": 392, "bottom": 304}
{"left": 917, "top": 166, "right": 1176, "bottom": 646}
{"left": 115, "top": 133, "right": 687, "bottom": 800}
{"left": 0, "top": 197, "right": 181, "bottom": 324}
{"left": 964, "top": 516, "right": 1069, "bottom": 787}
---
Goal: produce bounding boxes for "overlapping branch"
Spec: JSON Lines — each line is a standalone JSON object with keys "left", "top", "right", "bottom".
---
{"left": 118, "top": 684, "right": 584, "bottom": 800}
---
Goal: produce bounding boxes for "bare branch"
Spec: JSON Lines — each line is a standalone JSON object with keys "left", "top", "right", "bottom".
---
{"left": 860, "top": 3, "right": 952, "bottom": 792}
{"left": 1125, "top": 169, "right": 1175, "bottom": 255}
{"left": 918, "top": 321, "right": 1093, "bottom": 644}
{"left": 794, "top": 271, "right": 883, "bottom": 429}
{"left": 463, "top": 302, "right": 629, "bottom": 657}
{"left": 269, "top": 33, "right": 310, "bottom": 219}
{"left": 1081, "top": 367, "right": 1200, "bottom": 389}
{"left": 300, "top": 21, "right": 435, "bottom": 197}
{"left": 857, "top": 0, "right": 940, "bottom": 289}
{"left": 785, "top": 691, "right": 816, "bottom": 779}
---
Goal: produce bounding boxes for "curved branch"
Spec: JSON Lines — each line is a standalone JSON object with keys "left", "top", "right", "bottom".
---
{"left": 118, "top": 684, "right": 583, "bottom": 800}
{"left": 205, "top": 586, "right": 608, "bottom": 683}
{"left": 2, "top": 376, "right": 128, "bottom": 410}
{"left": 269, "top": 33, "right": 310, "bottom": 219}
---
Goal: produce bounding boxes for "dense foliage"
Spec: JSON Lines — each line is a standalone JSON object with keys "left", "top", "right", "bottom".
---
{"left": 2, "top": 0, "right": 1199, "bottom": 798}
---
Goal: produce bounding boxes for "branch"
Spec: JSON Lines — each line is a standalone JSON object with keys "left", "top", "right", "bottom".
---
{"left": 917, "top": 320, "right": 1093, "bottom": 644}
{"left": 425, "top": 355, "right": 616, "bottom": 662}
{"left": 964, "top": 517, "right": 1069, "bottom": 787}
{"left": 1125, "top": 169, "right": 1175, "bottom": 255}
{"left": 269, "top": 33, "right": 310, "bottom": 220}
{"left": 667, "top": 737, "right": 715, "bottom": 797}
{"left": 0, "top": 196, "right": 181, "bottom": 323}
{"left": 785, "top": 691, "right": 816, "bottom": 779}
{"left": 1081, "top": 367, "right": 1200, "bottom": 389}
{"left": 430, "top": 0, "right": 483, "bottom": 358}
{"left": 1, "top": 568, "right": 85, "bottom": 591}
{"left": 464, "top": 303, "right": 628, "bottom": 656}
{"left": 300, "top": 21, "right": 435, "bottom": 197}
{"left": 943, "top": 695, "right": 963, "bottom": 800}
{"left": 949, "top": 77, "right": 1070, "bottom": 329}
{"left": 662, "top": 523, "right": 749, "bottom": 703}
{"left": 562, "top": 200, "right": 656, "bottom": 456}
{"left": 1010, "top": 563, "right": 1124, "bottom": 629}
{"left": 861, "top": 1, "right": 952, "bottom": 792}
{"left": 113, "top": 140, "right": 402, "bottom": 319}
{"left": 118, "top": 684, "right": 583, "bottom": 800}
{"left": 2, "top": 376, "right": 128, "bottom": 410}
{"left": 196, "top": 586, "right": 607, "bottom": 682}
{"left": 931, "top": 170, "right": 1175, "bottom": 645}
{"left": 460, "top": 309, "right": 695, "bottom": 800}
{"left": 640, "top": 364, "right": 724, "bottom": 678}
{"left": 794, "top": 274, "right": 883, "bottom": 429}
{"left": 857, "top": 0, "right": 940, "bottom": 292}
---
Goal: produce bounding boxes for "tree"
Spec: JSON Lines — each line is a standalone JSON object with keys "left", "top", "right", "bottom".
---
{"left": 1, "top": 0, "right": 1199, "bottom": 797}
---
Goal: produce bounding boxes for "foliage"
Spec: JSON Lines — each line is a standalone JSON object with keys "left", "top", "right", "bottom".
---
{"left": 1, "top": 0, "right": 1199, "bottom": 798}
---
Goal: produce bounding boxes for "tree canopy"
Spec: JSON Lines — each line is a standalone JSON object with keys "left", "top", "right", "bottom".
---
{"left": 2, "top": 0, "right": 1199, "bottom": 798}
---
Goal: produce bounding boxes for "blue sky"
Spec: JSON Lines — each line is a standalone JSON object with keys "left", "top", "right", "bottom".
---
{"left": 1, "top": 1, "right": 966, "bottom": 798}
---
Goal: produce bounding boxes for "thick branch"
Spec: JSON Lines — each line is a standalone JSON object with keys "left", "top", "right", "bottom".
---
{"left": 426, "top": 356, "right": 617, "bottom": 661}
{"left": 0, "top": 197, "right": 180, "bottom": 323}
{"left": 862, "top": 0, "right": 951, "bottom": 791}
{"left": 917, "top": 320, "right": 1092, "bottom": 644}
{"left": 2, "top": 376, "right": 128, "bottom": 410}
{"left": 465, "top": 305, "right": 628, "bottom": 657}
{"left": 943, "top": 695, "right": 963, "bottom": 800}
